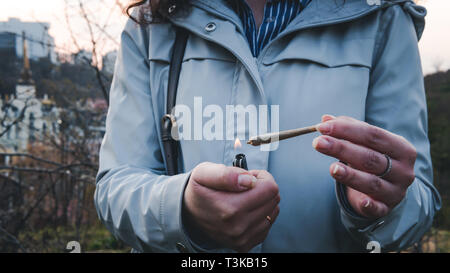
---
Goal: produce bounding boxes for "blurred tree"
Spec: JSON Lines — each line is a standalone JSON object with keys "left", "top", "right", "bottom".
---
{"left": 425, "top": 70, "right": 450, "bottom": 230}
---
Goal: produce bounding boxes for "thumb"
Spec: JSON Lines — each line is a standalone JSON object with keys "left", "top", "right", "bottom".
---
{"left": 191, "top": 162, "right": 256, "bottom": 192}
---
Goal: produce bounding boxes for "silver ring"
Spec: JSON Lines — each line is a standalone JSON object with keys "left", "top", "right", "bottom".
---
{"left": 378, "top": 154, "right": 392, "bottom": 178}
{"left": 266, "top": 216, "right": 272, "bottom": 225}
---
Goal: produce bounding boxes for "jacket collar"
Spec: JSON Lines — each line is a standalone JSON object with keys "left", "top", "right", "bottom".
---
{"left": 168, "top": 0, "right": 415, "bottom": 101}
{"left": 188, "top": 0, "right": 391, "bottom": 30}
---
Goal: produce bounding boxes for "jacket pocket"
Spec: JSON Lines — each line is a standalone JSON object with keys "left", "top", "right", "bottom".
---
{"left": 262, "top": 32, "right": 374, "bottom": 69}
{"left": 148, "top": 31, "right": 236, "bottom": 64}
{"left": 182, "top": 35, "right": 236, "bottom": 63}
{"left": 258, "top": 31, "right": 376, "bottom": 126}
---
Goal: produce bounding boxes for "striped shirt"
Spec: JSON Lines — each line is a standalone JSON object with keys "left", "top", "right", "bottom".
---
{"left": 230, "top": 0, "right": 311, "bottom": 57}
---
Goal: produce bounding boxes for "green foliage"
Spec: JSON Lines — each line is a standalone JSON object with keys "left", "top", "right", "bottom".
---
{"left": 419, "top": 228, "right": 450, "bottom": 253}
{"left": 16, "top": 224, "right": 130, "bottom": 253}
{"left": 84, "top": 226, "right": 127, "bottom": 251}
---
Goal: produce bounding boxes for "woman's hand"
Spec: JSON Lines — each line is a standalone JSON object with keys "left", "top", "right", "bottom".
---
{"left": 313, "top": 115, "right": 417, "bottom": 220}
{"left": 183, "top": 162, "right": 280, "bottom": 252}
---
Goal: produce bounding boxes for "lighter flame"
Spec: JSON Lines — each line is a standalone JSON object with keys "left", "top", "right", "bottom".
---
{"left": 234, "top": 138, "right": 242, "bottom": 150}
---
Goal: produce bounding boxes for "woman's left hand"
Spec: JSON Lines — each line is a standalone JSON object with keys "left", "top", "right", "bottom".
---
{"left": 313, "top": 115, "right": 417, "bottom": 220}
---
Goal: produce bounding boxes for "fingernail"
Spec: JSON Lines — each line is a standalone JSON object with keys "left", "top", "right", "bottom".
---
{"left": 312, "top": 137, "right": 331, "bottom": 150}
{"left": 238, "top": 174, "right": 255, "bottom": 189}
{"left": 251, "top": 176, "right": 257, "bottom": 188}
{"left": 316, "top": 122, "right": 332, "bottom": 135}
{"left": 332, "top": 164, "right": 345, "bottom": 179}
{"left": 364, "top": 199, "right": 371, "bottom": 208}
{"left": 322, "top": 114, "right": 336, "bottom": 122}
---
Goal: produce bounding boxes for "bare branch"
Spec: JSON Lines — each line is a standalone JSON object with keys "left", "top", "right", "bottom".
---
{"left": 0, "top": 99, "right": 29, "bottom": 138}
{"left": 0, "top": 153, "right": 63, "bottom": 166}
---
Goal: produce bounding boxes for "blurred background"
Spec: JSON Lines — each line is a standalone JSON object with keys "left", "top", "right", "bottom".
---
{"left": 0, "top": 0, "right": 449, "bottom": 253}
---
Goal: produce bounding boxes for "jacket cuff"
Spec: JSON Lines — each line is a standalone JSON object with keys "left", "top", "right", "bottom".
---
{"left": 161, "top": 171, "right": 199, "bottom": 253}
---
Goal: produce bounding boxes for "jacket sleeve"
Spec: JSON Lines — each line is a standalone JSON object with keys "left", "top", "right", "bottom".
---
{"left": 93, "top": 18, "right": 196, "bottom": 253}
{"left": 336, "top": 3, "right": 441, "bottom": 252}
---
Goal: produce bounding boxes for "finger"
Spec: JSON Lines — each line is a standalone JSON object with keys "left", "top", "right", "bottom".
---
{"left": 330, "top": 162, "right": 404, "bottom": 207}
{"left": 236, "top": 220, "right": 270, "bottom": 253}
{"left": 313, "top": 135, "right": 405, "bottom": 183}
{"left": 358, "top": 196, "right": 390, "bottom": 219}
{"left": 192, "top": 162, "right": 256, "bottom": 192}
{"left": 217, "top": 194, "right": 280, "bottom": 252}
{"left": 251, "top": 204, "right": 280, "bottom": 240}
{"left": 316, "top": 117, "right": 413, "bottom": 160}
{"left": 237, "top": 204, "right": 280, "bottom": 253}
{"left": 236, "top": 171, "right": 279, "bottom": 211}
{"left": 248, "top": 169, "right": 274, "bottom": 181}
{"left": 235, "top": 194, "right": 279, "bottom": 244}
{"left": 233, "top": 180, "right": 280, "bottom": 212}
{"left": 265, "top": 204, "right": 280, "bottom": 226}
{"left": 345, "top": 187, "right": 389, "bottom": 219}
{"left": 245, "top": 193, "right": 280, "bottom": 222}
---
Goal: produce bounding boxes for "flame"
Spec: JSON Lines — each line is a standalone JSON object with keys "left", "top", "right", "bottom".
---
{"left": 234, "top": 138, "right": 242, "bottom": 150}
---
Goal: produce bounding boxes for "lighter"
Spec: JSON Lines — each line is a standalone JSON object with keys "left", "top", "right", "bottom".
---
{"left": 233, "top": 153, "right": 248, "bottom": 170}
{"left": 233, "top": 138, "right": 248, "bottom": 170}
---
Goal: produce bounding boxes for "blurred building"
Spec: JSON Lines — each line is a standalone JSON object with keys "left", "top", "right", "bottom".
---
{"left": 0, "top": 18, "right": 57, "bottom": 63}
{"left": 0, "top": 32, "right": 18, "bottom": 99}
{"left": 0, "top": 32, "right": 16, "bottom": 55}
{"left": 0, "top": 34, "right": 59, "bottom": 153}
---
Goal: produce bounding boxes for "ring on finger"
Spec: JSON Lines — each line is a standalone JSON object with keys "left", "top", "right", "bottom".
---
{"left": 266, "top": 215, "right": 272, "bottom": 225}
{"left": 378, "top": 154, "right": 392, "bottom": 178}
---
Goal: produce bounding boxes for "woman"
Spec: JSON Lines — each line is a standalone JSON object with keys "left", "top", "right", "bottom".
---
{"left": 94, "top": 0, "right": 441, "bottom": 253}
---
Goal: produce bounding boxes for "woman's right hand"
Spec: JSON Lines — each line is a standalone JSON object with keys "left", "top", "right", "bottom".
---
{"left": 183, "top": 162, "right": 280, "bottom": 253}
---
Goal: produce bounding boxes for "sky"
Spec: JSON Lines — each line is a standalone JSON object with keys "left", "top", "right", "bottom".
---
{"left": 0, "top": 0, "right": 449, "bottom": 75}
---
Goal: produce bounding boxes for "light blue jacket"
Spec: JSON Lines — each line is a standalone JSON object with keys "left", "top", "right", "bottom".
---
{"left": 94, "top": 0, "right": 441, "bottom": 253}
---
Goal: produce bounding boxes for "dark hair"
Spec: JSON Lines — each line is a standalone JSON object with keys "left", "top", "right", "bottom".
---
{"left": 126, "top": 0, "right": 190, "bottom": 24}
